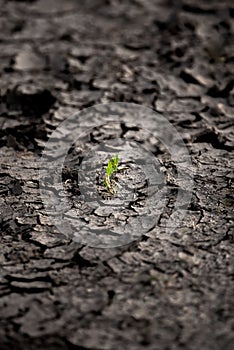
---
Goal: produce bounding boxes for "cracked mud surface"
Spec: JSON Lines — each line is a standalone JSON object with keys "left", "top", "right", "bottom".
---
{"left": 0, "top": 0, "right": 234, "bottom": 349}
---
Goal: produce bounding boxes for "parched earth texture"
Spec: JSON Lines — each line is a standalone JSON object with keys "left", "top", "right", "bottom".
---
{"left": 0, "top": 0, "right": 234, "bottom": 349}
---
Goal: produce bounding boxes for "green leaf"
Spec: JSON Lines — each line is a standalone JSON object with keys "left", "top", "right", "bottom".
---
{"left": 105, "top": 154, "right": 119, "bottom": 177}
{"left": 106, "top": 162, "right": 113, "bottom": 177}
{"left": 103, "top": 154, "right": 119, "bottom": 194}
{"left": 113, "top": 154, "right": 119, "bottom": 172}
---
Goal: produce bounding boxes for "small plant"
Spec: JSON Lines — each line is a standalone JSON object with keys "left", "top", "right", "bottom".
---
{"left": 103, "top": 154, "right": 119, "bottom": 194}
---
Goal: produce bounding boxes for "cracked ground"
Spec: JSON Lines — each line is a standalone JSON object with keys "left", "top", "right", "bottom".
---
{"left": 0, "top": 0, "right": 234, "bottom": 349}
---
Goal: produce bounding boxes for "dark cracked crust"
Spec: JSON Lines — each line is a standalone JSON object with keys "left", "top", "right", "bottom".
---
{"left": 0, "top": 0, "right": 234, "bottom": 349}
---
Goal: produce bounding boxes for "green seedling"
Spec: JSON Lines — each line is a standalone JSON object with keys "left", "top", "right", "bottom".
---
{"left": 103, "top": 154, "right": 119, "bottom": 194}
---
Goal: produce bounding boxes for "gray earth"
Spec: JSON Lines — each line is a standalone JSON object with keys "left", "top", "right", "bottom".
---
{"left": 0, "top": 0, "right": 234, "bottom": 349}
